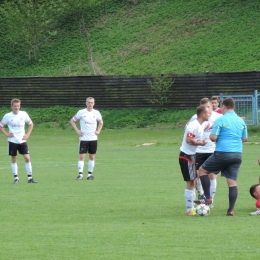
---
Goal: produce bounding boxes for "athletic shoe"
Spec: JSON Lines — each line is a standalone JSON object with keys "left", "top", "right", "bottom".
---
{"left": 28, "top": 178, "right": 38, "bottom": 183}
{"left": 198, "top": 194, "right": 206, "bottom": 200}
{"left": 87, "top": 175, "right": 95, "bottom": 180}
{"left": 226, "top": 211, "right": 234, "bottom": 216}
{"left": 13, "top": 178, "right": 19, "bottom": 184}
{"left": 76, "top": 175, "right": 83, "bottom": 180}
{"left": 250, "top": 209, "right": 260, "bottom": 216}
{"left": 209, "top": 203, "right": 214, "bottom": 208}
{"left": 194, "top": 198, "right": 212, "bottom": 205}
{"left": 186, "top": 209, "right": 196, "bottom": 216}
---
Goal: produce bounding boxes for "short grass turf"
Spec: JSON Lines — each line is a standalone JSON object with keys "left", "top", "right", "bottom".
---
{"left": 0, "top": 127, "right": 259, "bottom": 260}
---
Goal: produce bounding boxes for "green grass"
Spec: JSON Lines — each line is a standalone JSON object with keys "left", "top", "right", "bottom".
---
{"left": 1, "top": 0, "right": 260, "bottom": 76}
{"left": 0, "top": 126, "right": 260, "bottom": 259}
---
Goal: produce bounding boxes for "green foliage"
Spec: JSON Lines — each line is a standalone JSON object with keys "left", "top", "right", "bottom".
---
{"left": 1, "top": 0, "right": 260, "bottom": 76}
{"left": 0, "top": 106, "right": 195, "bottom": 129}
{"left": 146, "top": 74, "right": 174, "bottom": 107}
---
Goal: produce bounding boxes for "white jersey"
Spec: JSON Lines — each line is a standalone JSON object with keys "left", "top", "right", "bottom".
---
{"left": 0, "top": 111, "right": 32, "bottom": 144}
{"left": 72, "top": 108, "right": 103, "bottom": 141}
{"left": 180, "top": 119, "right": 204, "bottom": 155}
{"left": 188, "top": 111, "right": 222, "bottom": 153}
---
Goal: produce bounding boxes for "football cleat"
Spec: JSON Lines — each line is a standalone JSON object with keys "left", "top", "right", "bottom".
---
{"left": 186, "top": 209, "right": 197, "bottom": 216}
{"left": 28, "top": 178, "right": 38, "bottom": 183}
{"left": 13, "top": 178, "right": 19, "bottom": 184}
{"left": 250, "top": 209, "right": 260, "bottom": 216}
{"left": 87, "top": 175, "right": 95, "bottom": 180}
{"left": 76, "top": 175, "right": 83, "bottom": 180}
{"left": 226, "top": 211, "right": 234, "bottom": 216}
{"left": 194, "top": 198, "right": 212, "bottom": 205}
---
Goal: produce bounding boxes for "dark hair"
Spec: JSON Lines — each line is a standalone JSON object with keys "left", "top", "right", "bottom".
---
{"left": 222, "top": 98, "right": 235, "bottom": 109}
{"left": 200, "top": 97, "right": 209, "bottom": 105}
{"left": 249, "top": 184, "right": 260, "bottom": 199}
{"left": 210, "top": 96, "right": 219, "bottom": 102}
{"left": 196, "top": 105, "right": 207, "bottom": 117}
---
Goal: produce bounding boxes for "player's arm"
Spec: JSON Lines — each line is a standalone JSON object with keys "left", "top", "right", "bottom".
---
{"left": 70, "top": 118, "right": 83, "bottom": 137}
{"left": 0, "top": 125, "right": 9, "bottom": 137}
{"left": 95, "top": 120, "right": 103, "bottom": 135}
{"left": 209, "top": 134, "right": 218, "bottom": 142}
{"left": 186, "top": 135, "right": 207, "bottom": 146}
{"left": 0, "top": 123, "right": 13, "bottom": 137}
{"left": 23, "top": 122, "right": 34, "bottom": 140}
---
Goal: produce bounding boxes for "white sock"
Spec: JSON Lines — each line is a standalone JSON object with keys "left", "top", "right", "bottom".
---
{"left": 25, "top": 162, "right": 32, "bottom": 179}
{"left": 210, "top": 179, "right": 217, "bottom": 199}
{"left": 196, "top": 178, "right": 204, "bottom": 196}
{"left": 88, "top": 160, "right": 95, "bottom": 174}
{"left": 11, "top": 163, "right": 18, "bottom": 178}
{"left": 185, "top": 189, "right": 194, "bottom": 212}
{"left": 78, "top": 161, "right": 84, "bottom": 175}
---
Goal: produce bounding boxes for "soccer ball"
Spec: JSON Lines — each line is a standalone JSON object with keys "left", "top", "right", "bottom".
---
{"left": 196, "top": 204, "right": 210, "bottom": 216}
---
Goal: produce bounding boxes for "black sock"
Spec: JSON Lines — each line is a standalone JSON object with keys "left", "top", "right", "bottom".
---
{"left": 200, "top": 175, "right": 211, "bottom": 199}
{"left": 228, "top": 186, "right": 237, "bottom": 212}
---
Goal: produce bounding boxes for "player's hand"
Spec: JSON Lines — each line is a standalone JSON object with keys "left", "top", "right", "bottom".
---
{"left": 77, "top": 130, "right": 83, "bottom": 137}
{"left": 200, "top": 138, "right": 207, "bottom": 146}
{"left": 95, "top": 130, "right": 100, "bottom": 135}
{"left": 22, "top": 134, "right": 29, "bottom": 140}
{"left": 6, "top": 132, "right": 14, "bottom": 137}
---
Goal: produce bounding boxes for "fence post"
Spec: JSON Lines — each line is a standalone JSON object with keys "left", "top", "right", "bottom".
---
{"left": 254, "top": 90, "right": 258, "bottom": 125}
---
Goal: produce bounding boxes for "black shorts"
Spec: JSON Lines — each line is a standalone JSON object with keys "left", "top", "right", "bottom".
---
{"left": 202, "top": 152, "right": 242, "bottom": 181}
{"left": 179, "top": 151, "right": 196, "bottom": 181}
{"left": 79, "top": 140, "right": 98, "bottom": 154}
{"left": 195, "top": 153, "right": 213, "bottom": 170}
{"left": 8, "top": 142, "right": 29, "bottom": 156}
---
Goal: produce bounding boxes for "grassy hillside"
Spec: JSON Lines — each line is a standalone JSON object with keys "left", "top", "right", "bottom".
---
{"left": 0, "top": 0, "right": 260, "bottom": 76}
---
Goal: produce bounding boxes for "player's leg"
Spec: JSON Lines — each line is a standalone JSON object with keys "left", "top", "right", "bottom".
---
{"left": 9, "top": 142, "right": 19, "bottom": 183}
{"left": 179, "top": 152, "right": 197, "bottom": 215}
{"left": 194, "top": 153, "right": 221, "bottom": 204}
{"left": 222, "top": 154, "right": 241, "bottom": 216}
{"left": 209, "top": 173, "right": 217, "bottom": 207}
{"left": 226, "top": 178, "right": 237, "bottom": 216}
{"left": 195, "top": 153, "right": 206, "bottom": 199}
{"left": 20, "top": 143, "right": 37, "bottom": 183}
{"left": 86, "top": 141, "right": 97, "bottom": 180}
{"left": 76, "top": 141, "right": 87, "bottom": 180}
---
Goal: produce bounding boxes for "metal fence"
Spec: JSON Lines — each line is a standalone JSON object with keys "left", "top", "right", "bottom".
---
{"left": 219, "top": 90, "right": 258, "bottom": 125}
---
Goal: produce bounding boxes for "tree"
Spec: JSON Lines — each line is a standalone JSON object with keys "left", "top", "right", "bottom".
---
{"left": 146, "top": 74, "right": 175, "bottom": 107}
{"left": 0, "top": 0, "right": 61, "bottom": 60}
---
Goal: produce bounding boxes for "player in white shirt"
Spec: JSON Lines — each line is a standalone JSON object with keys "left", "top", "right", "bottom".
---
{"left": 70, "top": 97, "right": 103, "bottom": 180}
{"left": 188, "top": 98, "right": 222, "bottom": 207}
{"left": 0, "top": 99, "right": 37, "bottom": 183}
{"left": 179, "top": 105, "right": 210, "bottom": 216}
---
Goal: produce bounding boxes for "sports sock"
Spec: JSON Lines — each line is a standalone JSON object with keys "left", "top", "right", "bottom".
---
{"left": 228, "top": 186, "right": 237, "bottom": 212}
{"left": 88, "top": 160, "right": 95, "bottom": 173}
{"left": 210, "top": 179, "right": 217, "bottom": 199}
{"left": 196, "top": 178, "right": 204, "bottom": 196}
{"left": 184, "top": 189, "right": 194, "bottom": 212}
{"left": 11, "top": 163, "right": 18, "bottom": 177}
{"left": 25, "top": 162, "right": 32, "bottom": 179}
{"left": 78, "top": 161, "right": 84, "bottom": 174}
{"left": 200, "top": 175, "right": 211, "bottom": 199}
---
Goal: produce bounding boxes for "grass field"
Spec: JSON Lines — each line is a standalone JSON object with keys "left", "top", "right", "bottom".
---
{"left": 0, "top": 127, "right": 259, "bottom": 260}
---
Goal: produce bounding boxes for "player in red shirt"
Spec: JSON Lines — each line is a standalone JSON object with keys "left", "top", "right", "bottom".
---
{"left": 210, "top": 96, "right": 222, "bottom": 114}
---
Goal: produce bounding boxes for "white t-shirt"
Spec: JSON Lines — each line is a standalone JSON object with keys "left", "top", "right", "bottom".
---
{"left": 0, "top": 111, "right": 32, "bottom": 144}
{"left": 180, "top": 119, "right": 204, "bottom": 155}
{"left": 72, "top": 108, "right": 103, "bottom": 141}
{"left": 188, "top": 111, "right": 222, "bottom": 153}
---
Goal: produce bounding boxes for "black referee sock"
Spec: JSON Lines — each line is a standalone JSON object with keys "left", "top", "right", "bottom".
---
{"left": 200, "top": 175, "right": 211, "bottom": 199}
{"left": 228, "top": 186, "right": 237, "bottom": 212}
